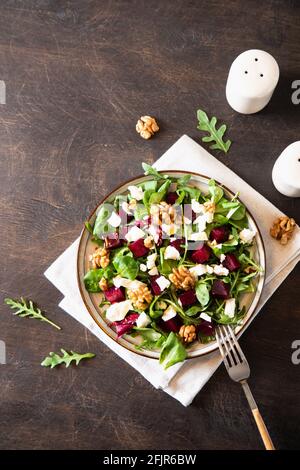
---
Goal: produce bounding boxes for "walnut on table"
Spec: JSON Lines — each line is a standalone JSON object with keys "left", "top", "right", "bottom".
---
{"left": 136, "top": 115, "right": 159, "bottom": 140}
{"left": 179, "top": 324, "right": 197, "bottom": 344}
{"left": 169, "top": 266, "right": 196, "bottom": 291}
{"left": 270, "top": 216, "right": 296, "bottom": 245}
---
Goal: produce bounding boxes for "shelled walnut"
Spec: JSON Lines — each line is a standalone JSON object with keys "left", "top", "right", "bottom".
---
{"left": 270, "top": 216, "right": 296, "bottom": 245}
{"left": 179, "top": 324, "right": 197, "bottom": 344}
{"left": 136, "top": 115, "right": 159, "bottom": 139}
{"left": 127, "top": 285, "right": 153, "bottom": 311}
{"left": 90, "top": 247, "right": 110, "bottom": 269}
{"left": 169, "top": 266, "right": 196, "bottom": 291}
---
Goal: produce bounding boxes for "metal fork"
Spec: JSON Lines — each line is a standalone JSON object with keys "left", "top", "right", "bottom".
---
{"left": 216, "top": 324, "right": 275, "bottom": 450}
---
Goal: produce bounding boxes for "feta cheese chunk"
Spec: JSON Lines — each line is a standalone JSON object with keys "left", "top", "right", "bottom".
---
{"left": 146, "top": 253, "right": 157, "bottom": 270}
{"left": 205, "top": 211, "right": 214, "bottom": 224}
{"left": 191, "top": 199, "right": 204, "bottom": 214}
{"left": 121, "top": 201, "right": 133, "bottom": 215}
{"left": 200, "top": 312, "right": 212, "bottom": 322}
{"left": 224, "top": 298, "right": 236, "bottom": 318}
{"left": 239, "top": 228, "right": 256, "bottom": 244}
{"left": 113, "top": 277, "right": 144, "bottom": 290}
{"left": 213, "top": 264, "right": 229, "bottom": 276}
{"left": 106, "top": 300, "right": 133, "bottom": 322}
{"left": 220, "top": 254, "right": 226, "bottom": 263}
{"left": 148, "top": 266, "right": 159, "bottom": 276}
{"left": 107, "top": 211, "right": 121, "bottom": 228}
{"left": 128, "top": 185, "right": 144, "bottom": 201}
{"left": 162, "top": 305, "right": 177, "bottom": 322}
{"left": 189, "top": 264, "right": 207, "bottom": 277}
{"left": 193, "top": 214, "right": 207, "bottom": 232}
{"left": 183, "top": 217, "right": 192, "bottom": 225}
{"left": 156, "top": 275, "right": 171, "bottom": 292}
{"left": 206, "top": 265, "right": 214, "bottom": 274}
{"left": 164, "top": 245, "right": 181, "bottom": 260}
{"left": 140, "top": 263, "right": 147, "bottom": 272}
{"left": 189, "top": 231, "right": 208, "bottom": 241}
{"left": 125, "top": 226, "right": 145, "bottom": 242}
{"left": 136, "top": 312, "right": 151, "bottom": 328}
{"left": 148, "top": 224, "right": 160, "bottom": 244}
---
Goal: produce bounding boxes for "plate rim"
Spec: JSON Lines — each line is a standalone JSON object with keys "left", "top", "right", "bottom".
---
{"left": 77, "top": 170, "right": 266, "bottom": 360}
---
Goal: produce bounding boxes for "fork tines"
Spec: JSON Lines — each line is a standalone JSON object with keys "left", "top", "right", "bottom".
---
{"left": 216, "top": 324, "right": 249, "bottom": 374}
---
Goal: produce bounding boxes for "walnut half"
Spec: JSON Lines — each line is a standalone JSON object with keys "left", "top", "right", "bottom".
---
{"left": 270, "top": 216, "right": 296, "bottom": 245}
{"left": 136, "top": 115, "right": 159, "bottom": 140}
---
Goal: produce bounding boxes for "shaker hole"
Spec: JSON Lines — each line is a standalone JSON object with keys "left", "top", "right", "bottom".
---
{"left": 255, "top": 58, "right": 258, "bottom": 61}
{"left": 260, "top": 73, "right": 264, "bottom": 77}
{"left": 245, "top": 70, "right": 248, "bottom": 74}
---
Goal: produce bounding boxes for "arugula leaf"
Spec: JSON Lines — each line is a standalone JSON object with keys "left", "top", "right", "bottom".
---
{"left": 41, "top": 349, "right": 95, "bottom": 368}
{"left": 159, "top": 332, "right": 187, "bottom": 369}
{"left": 195, "top": 282, "right": 210, "bottom": 307}
{"left": 185, "top": 306, "right": 202, "bottom": 317}
{"left": 4, "top": 297, "right": 61, "bottom": 330}
{"left": 142, "top": 163, "right": 167, "bottom": 180}
{"left": 197, "top": 109, "right": 231, "bottom": 154}
{"left": 113, "top": 255, "right": 139, "bottom": 280}
{"left": 208, "top": 179, "right": 224, "bottom": 203}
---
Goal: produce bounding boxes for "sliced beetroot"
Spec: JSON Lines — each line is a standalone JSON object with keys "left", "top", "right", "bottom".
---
{"left": 210, "top": 225, "right": 230, "bottom": 243}
{"left": 166, "top": 192, "right": 178, "bottom": 205}
{"left": 159, "top": 317, "right": 181, "bottom": 333}
{"left": 223, "top": 253, "right": 241, "bottom": 272}
{"left": 129, "top": 238, "right": 149, "bottom": 258}
{"left": 150, "top": 275, "right": 162, "bottom": 295}
{"left": 112, "top": 313, "right": 139, "bottom": 338}
{"left": 197, "top": 320, "right": 215, "bottom": 337}
{"left": 191, "top": 243, "right": 212, "bottom": 264}
{"left": 211, "top": 280, "right": 230, "bottom": 299}
{"left": 104, "top": 287, "right": 125, "bottom": 303}
{"left": 170, "top": 238, "right": 186, "bottom": 254}
{"left": 105, "top": 232, "right": 123, "bottom": 250}
{"left": 179, "top": 289, "right": 197, "bottom": 307}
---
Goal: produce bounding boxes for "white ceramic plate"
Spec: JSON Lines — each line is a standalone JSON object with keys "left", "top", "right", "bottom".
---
{"left": 77, "top": 171, "right": 266, "bottom": 360}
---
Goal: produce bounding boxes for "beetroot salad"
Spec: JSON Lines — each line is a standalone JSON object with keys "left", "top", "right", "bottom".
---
{"left": 83, "top": 164, "right": 262, "bottom": 369}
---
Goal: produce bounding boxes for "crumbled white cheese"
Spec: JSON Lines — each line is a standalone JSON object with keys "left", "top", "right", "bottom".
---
{"left": 183, "top": 216, "right": 192, "bottom": 225}
{"left": 140, "top": 263, "right": 147, "bottom": 272}
{"left": 136, "top": 312, "right": 151, "bottom": 328}
{"left": 239, "top": 228, "right": 256, "bottom": 244}
{"left": 191, "top": 199, "right": 204, "bottom": 214}
{"left": 189, "top": 231, "right": 208, "bottom": 241}
{"left": 220, "top": 254, "right": 226, "bottom": 263}
{"left": 193, "top": 214, "right": 207, "bottom": 232}
{"left": 146, "top": 253, "right": 157, "bottom": 270}
{"left": 216, "top": 243, "right": 223, "bottom": 249}
{"left": 121, "top": 201, "right": 132, "bottom": 215}
{"left": 224, "top": 298, "right": 236, "bottom": 318}
{"left": 189, "top": 264, "right": 207, "bottom": 277}
{"left": 148, "top": 225, "right": 160, "bottom": 243}
{"left": 128, "top": 185, "right": 144, "bottom": 201}
{"left": 200, "top": 312, "right": 212, "bottom": 322}
{"left": 161, "top": 223, "right": 176, "bottom": 236}
{"left": 107, "top": 211, "right": 121, "bottom": 228}
{"left": 148, "top": 266, "right": 159, "bottom": 276}
{"left": 205, "top": 211, "right": 214, "bottom": 224}
{"left": 125, "top": 226, "right": 145, "bottom": 242}
{"left": 106, "top": 300, "right": 133, "bottom": 322}
{"left": 113, "top": 276, "right": 144, "bottom": 290}
{"left": 213, "top": 264, "right": 229, "bottom": 276}
{"left": 162, "top": 305, "right": 177, "bottom": 322}
{"left": 206, "top": 265, "right": 214, "bottom": 274}
{"left": 164, "top": 245, "right": 181, "bottom": 260}
{"left": 156, "top": 276, "right": 171, "bottom": 292}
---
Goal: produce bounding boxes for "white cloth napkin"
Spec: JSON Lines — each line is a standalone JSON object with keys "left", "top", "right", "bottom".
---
{"left": 45, "top": 135, "right": 300, "bottom": 406}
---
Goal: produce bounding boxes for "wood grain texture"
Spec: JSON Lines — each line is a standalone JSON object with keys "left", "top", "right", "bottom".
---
{"left": 0, "top": 0, "right": 299, "bottom": 450}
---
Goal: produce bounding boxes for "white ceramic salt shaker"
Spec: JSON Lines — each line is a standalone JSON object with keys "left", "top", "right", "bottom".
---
{"left": 226, "top": 49, "right": 280, "bottom": 114}
{"left": 272, "top": 142, "right": 300, "bottom": 197}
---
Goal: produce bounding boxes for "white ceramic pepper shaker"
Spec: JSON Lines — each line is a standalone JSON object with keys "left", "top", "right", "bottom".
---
{"left": 226, "top": 49, "right": 280, "bottom": 114}
{"left": 272, "top": 142, "right": 300, "bottom": 197}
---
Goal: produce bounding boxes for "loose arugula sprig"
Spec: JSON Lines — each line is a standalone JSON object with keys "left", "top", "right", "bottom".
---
{"left": 4, "top": 297, "right": 61, "bottom": 330}
{"left": 197, "top": 109, "right": 231, "bottom": 154}
{"left": 41, "top": 349, "right": 95, "bottom": 368}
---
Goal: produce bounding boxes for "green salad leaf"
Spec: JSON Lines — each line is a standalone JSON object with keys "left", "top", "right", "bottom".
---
{"left": 41, "top": 349, "right": 95, "bottom": 368}
{"left": 197, "top": 109, "right": 231, "bottom": 154}
{"left": 113, "top": 255, "right": 139, "bottom": 280}
{"left": 159, "top": 332, "right": 187, "bottom": 369}
{"left": 4, "top": 297, "right": 61, "bottom": 330}
{"left": 133, "top": 328, "right": 165, "bottom": 350}
{"left": 84, "top": 266, "right": 114, "bottom": 292}
{"left": 195, "top": 282, "right": 210, "bottom": 307}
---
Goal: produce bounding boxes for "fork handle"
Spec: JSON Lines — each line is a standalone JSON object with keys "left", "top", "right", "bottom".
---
{"left": 241, "top": 381, "right": 275, "bottom": 450}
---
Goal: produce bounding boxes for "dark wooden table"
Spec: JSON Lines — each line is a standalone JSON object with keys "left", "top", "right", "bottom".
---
{"left": 0, "top": 0, "right": 299, "bottom": 451}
